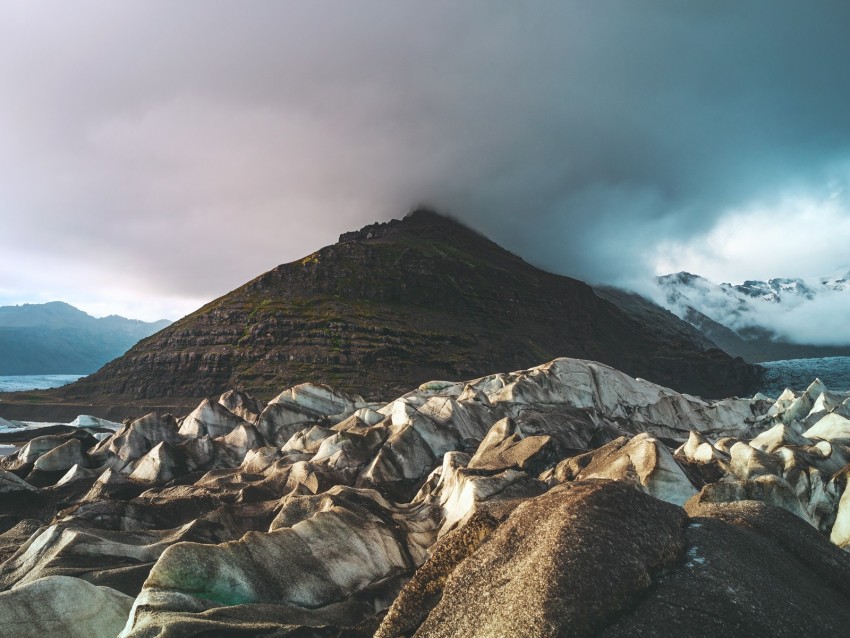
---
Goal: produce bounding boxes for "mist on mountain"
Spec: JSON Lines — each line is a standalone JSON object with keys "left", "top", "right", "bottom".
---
{"left": 650, "top": 271, "right": 850, "bottom": 348}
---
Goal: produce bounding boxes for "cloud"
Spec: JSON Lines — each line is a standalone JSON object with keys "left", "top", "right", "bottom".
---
{"left": 768, "top": 292, "right": 850, "bottom": 346}
{"left": 1, "top": 1, "right": 850, "bottom": 322}
{"left": 651, "top": 187, "right": 850, "bottom": 283}
{"left": 646, "top": 264, "right": 850, "bottom": 347}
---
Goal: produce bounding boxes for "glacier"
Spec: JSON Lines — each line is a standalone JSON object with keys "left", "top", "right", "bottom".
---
{"left": 1, "top": 357, "right": 850, "bottom": 636}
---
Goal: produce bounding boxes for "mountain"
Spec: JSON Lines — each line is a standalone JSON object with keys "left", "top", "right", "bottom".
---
{"left": 654, "top": 271, "right": 850, "bottom": 362}
{"left": 59, "top": 210, "right": 760, "bottom": 403}
{"left": 0, "top": 302, "right": 171, "bottom": 375}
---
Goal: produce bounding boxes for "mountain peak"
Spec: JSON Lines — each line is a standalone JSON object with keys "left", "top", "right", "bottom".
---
{"left": 0, "top": 300, "right": 90, "bottom": 327}
{"left": 403, "top": 206, "right": 452, "bottom": 223}
{"left": 338, "top": 207, "right": 480, "bottom": 244}
{"left": 656, "top": 272, "right": 707, "bottom": 286}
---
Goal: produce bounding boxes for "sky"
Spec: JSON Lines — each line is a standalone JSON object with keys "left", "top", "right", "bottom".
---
{"left": 1, "top": 1, "right": 850, "bottom": 324}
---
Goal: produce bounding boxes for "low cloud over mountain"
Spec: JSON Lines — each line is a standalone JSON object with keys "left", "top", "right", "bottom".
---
{"left": 652, "top": 271, "right": 850, "bottom": 353}
{"left": 2, "top": 2, "right": 850, "bottom": 318}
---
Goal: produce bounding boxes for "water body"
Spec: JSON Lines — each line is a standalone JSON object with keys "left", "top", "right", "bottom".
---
{"left": 760, "top": 356, "right": 850, "bottom": 397}
{"left": 0, "top": 374, "right": 85, "bottom": 393}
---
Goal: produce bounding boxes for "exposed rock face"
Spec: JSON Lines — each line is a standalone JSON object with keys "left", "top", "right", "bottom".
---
{"left": 4, "top": 357, "right": 850, "bottom": 637}
{"left": 58, "top": 210, "right": 760, "bottom": 403}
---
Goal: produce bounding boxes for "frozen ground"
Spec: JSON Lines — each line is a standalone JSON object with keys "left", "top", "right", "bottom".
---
{"left": 760, "top": 356, "right": 850, "bottom": 396}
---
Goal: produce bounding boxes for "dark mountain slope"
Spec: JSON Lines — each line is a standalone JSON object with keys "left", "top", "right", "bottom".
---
{"left": 62, "top": 210, "right": 761, "bottom": 402}
{"left": 682, "top": 306, "right": 850, "bottom": 363}
{"left": 0, "top": 302, "right": 170, "bottom": 375}
{"left": 592, "top": 286, "right": 718, "bottom": 351}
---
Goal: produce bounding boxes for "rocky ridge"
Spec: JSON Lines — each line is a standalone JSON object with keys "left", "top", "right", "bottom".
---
{"left": 52, "top": 210, "right": 760, "bottom": 405}
{"left": 3, "top": 357, "right": 850, "bottom": 635}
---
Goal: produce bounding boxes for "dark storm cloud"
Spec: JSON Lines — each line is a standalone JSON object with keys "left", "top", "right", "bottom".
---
{"left": 1, "top": 1, "right": 849, "bottom": 320}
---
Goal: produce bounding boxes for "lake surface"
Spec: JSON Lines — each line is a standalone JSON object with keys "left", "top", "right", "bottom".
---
{"left": 759, "top": 356, "right": 850, "bottom": 397}
{"left": 0, "top": 374, "right": 85, "bottom": 392}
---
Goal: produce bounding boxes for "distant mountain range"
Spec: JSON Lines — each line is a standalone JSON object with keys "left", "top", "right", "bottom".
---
{"left": 56, "top": 210, "right": 760, "bottom": 404}
{"left": 652, "top": 271, "right": 850, "bottom": 362}
{"left": 0, "top": 302, "right": 170, "bottom": 375}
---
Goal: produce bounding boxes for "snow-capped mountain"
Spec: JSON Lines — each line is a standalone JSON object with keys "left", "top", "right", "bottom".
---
{"left": 658, "top": 270, "right": 850, "bottom": 308}
{"left": 651, "top": 271, "right": 850, "bottom": 362}
{"left": 821, "top": 272, "right": 850, "bottom": 292}
{"left": 732, "top": 277, "right": 816, "bottom": 303}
